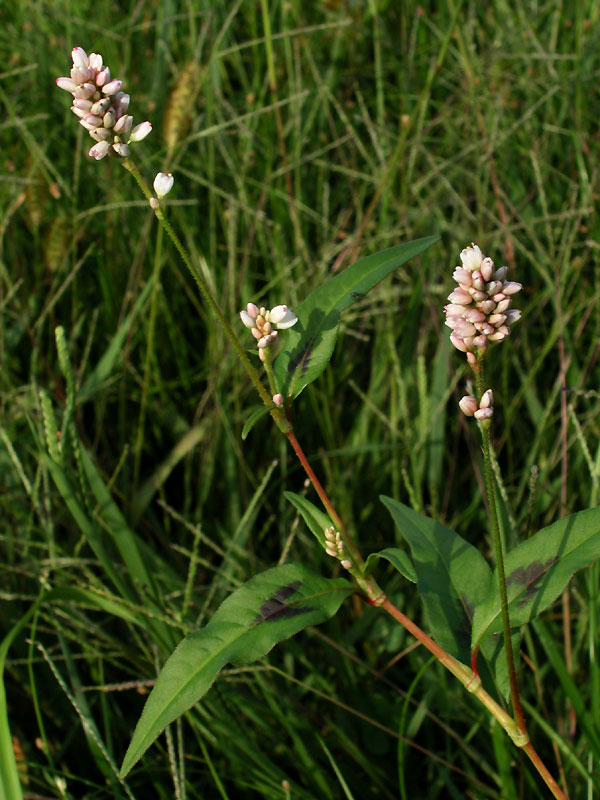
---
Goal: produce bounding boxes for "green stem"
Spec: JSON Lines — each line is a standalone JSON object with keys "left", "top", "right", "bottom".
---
{"left": 262, "top": 349, "right": 278, "bottom": 398}
{"left": 474, "top": 360, "right": 527, "bottom": 737}
{"left": 121, "top": 159, "right": 290, "bottom": 436}
{"left": 133, "top": 222, "right": 163, "bottom": 488}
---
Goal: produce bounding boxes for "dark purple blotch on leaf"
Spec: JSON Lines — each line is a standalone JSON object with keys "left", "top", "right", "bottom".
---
{"left": 288, "top": 347, "right": 312, "bottom": 377}
{"left": 507, "top": 558, "right": 557, "bottom": 608}
{"left": 252, "top": 581, "right": 315, "bottom": 624}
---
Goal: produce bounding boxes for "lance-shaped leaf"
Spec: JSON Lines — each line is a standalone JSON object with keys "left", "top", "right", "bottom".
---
{"left": 284, "top": 491, "right": 333, "bottom": 548}
{"left": 274, "top": 236, "right": 439, "bottom": 400}
{"left": 380, "top": 496, "right": 492, "bottom": 664}
{"left": 472, "top": 506, "right": 600, "bottom": 649}
{"left": 365, "top": 547, "right": 417, "bottom": 584}
{"left": 120, "top": 564, "right": 352, "bottom": 777}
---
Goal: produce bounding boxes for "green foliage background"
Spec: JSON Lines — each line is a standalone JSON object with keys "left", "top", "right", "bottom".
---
{"left": 1, "top": 0, "right": 599, "bottom": 797}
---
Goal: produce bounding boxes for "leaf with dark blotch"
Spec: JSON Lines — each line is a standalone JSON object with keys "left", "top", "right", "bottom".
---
{"left": 380, "top": 496, "right": 492, "bottom": 664}
{"left": 120, "top": 564, "right": 352, "bottom": 777}
{"left": 472, "top": 506, "right": 600, "bottom": 648}
{"left": 252, "top": 581, "right": 316, "bottom": 623}
{"left": 274, "top": 236, "right": 439, "bottom": 400}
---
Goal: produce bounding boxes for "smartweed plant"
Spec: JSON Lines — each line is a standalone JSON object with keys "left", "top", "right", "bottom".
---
{"left": 4, "top": 44, "right": 597, "bottom": 800}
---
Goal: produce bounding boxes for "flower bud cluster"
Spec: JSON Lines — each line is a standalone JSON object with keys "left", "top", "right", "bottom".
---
{"left": 324, "top": 526, "right": 352, "bottom": 570}
{"left": 56, "top": 47, "right": 152, "bottom": 161}
{"left": 444, "top": 244, "right": 522, "bottom": 355}
{"left": 239, "top": 302, "right": 298, "bottom": 362}
{"left": 459, "top": 388, "right": 494, "bottom": 420}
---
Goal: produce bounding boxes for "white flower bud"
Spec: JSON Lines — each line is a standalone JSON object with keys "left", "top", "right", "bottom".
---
{"left": 89, "top": 53, "right": 103, "bottom": 71}
{"left": 460, "top": 244, "right": 483, "bottom": 271}
{"left": 480, "top": 389, "right": 494, "bottom": 409}
{"left": 129, "top": 121, "right": 152, "bottom": 141}
{"left": 474, "top": 407, "right": 493, "bottom": 421}
{"left": 240, "top": 310, "right": 255, "bottom": 328}
{"left": 153, "top": 172, "right": 174, "bottom": 198}
{"left": 447, "top": 290, "right": 471, "bottom": 305}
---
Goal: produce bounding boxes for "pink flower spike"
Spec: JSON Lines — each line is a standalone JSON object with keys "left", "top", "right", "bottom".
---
{"left": 89, "top": 141, "right": 110, "bottom": 160}
{"left": 102, "top": 79, "right": 122, "bottom": 96}
{"left": 129, "top": 121, "right": 152, "bottom": 142}
{"left": 56, "top": 77, "right": 78, "bottom": 92}
{"left": 71, "top": 47, "right": 89, "bottom": 68}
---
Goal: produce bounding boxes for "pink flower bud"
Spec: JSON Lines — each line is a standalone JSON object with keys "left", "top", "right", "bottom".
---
{"left": 459, "top": 396, "right": 479, "bottom": 416}
{"left": 96, "top": 67, "right": 111, "bottom": 87}
{"left": 473, "top": 334, "right": 488, "bottom": 350}
{"left": 485, "top": 281, "right": 503, "bottom": 296}
{"left": 488, "top": 330, "right": 507, "bottom": 342}
{"left": 474, "top": 407, "right": 493, "bottom": 421}
{"left": 479, "top": 300, "right": 496, "bottom": 314}
{"left": 450, "top": 334, "right": 468, "bottom": 352}
{"left": 463, "top": 309, "right": 486, "bottom": 323}
{"left": 251, "top": 328, "right": 261, "bottom": 340}
{"left": 493, "top": 266, "right": 507, "bottom": 282}
{"left": 90, "top": 98, "right": 111, "bottom": 115}
{"left": 102, "top": 79, "right": 122, "bottom": 96}
{"left": 495, "top": 298, "right": 511, "bottom": 313}
{"left": 471, "top": 291, "right": 487, "bottom": 302}
{"left": 71, "top": 106, "right": 87, "bottom": 118}
{"left": 56, "top": 77, "right": 78, "bottom": 92}
{"left": 84, "top": 114, "right": 103, "bottom": 127}
{"left": 454, "top": 320, "right": 477, "bottom": 337}
{"left": 89, "top": 127, "right": 112, "bottom": 141}
{"left": 471, "top": 271, "right": 485, "bottom": 291}
{"left": 447, "top": 290, "right": 471, "bottom": 305}
{"left": 488, "top": 313, "right": 507, "bottom": 326}
{"left": 503, "top": 281, "right": 522, "bottom": 295}
{"left": 89, "top": 141, "right": 110, "bottom": 160}
{"left": 246, "top": 303, "right": 259, "bottom": 318}
{"left": 452, "top": 268, "right": 471, "bottom": 285}
{"left": 113, "top": 114, "right": 132, "bottom": 133}
{"left": 103, "top": 110, "right": 116, "bottom": 128}
{"left": 273, "top": 394, "right": 284, "bottom": 407}
{"left": 505, "top": 309, "right": 521, "bottom": 325}
{"left": 480, "top": 257, "right": 494, "bottom": 281}
{"left": 71, "top": 47, "right": 89, "bottom": 68}
{"left": 112, "top": 142, "right": 130, "bottom": 157}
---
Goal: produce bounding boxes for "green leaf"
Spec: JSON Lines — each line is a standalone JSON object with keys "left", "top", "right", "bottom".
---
{"left": 365, "top": 547, "right": 417, "bottom": 584}
{"left": 242, "top": 406, "right": 271, "bottom": 441}
{"left": 472, "top": 506, "right": 600, "bottom": 648}
{"left": 284, "top": 491, "right": 333, "bottom": 547}
{"left": 274, "top": 236, "right": 439, "bottom": 400}
{"left": 120, "top": 563, "right": 352, "bottom": 777}
{"left": 380, "top": 496, "right": 492, "bottom": 664}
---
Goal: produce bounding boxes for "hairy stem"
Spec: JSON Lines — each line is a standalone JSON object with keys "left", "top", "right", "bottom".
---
{"left": 475, "top": 362, "right": 527, "bottom": 736}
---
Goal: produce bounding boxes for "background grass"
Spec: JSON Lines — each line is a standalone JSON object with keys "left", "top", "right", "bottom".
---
{"left": 1, "top": 0, "right": 600, "bottom": 797}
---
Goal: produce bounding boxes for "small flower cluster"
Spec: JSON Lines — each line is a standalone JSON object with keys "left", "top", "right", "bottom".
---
{"left": 56, "top": 47, "right": 152, "bottom": 160}
{"left": 459, "top": 389, "right": 494, "bottom": 421}
{"left": 324, "top": 526, "right": 352, "bottom": 570}
{"left": 445, "top": 244, "right": 522, "bottom": 356}
{"left": 239, "top": 303, "right": 298, "bottom": 361}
